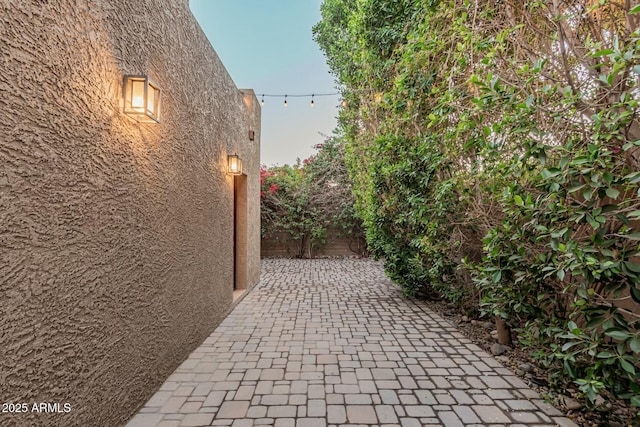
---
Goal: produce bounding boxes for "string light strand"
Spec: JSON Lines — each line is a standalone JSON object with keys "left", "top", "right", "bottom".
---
{"left": 252, "top": 92, "right": 342, "bottom": 107}
{"left": 257, "top": 92, "right": 340, "bottom": 98}
{"left": 241, "top": 91, "right": 384, "bottom": 108}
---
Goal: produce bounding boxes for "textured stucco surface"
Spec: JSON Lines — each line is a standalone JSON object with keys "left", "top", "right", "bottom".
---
{"left": 0, "top": 1, "right": 260, "bottom": 426}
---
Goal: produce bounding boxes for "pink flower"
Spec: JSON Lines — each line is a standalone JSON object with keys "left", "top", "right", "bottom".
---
{"left": 269, "top": 184, "right": 279, "bottom": 194}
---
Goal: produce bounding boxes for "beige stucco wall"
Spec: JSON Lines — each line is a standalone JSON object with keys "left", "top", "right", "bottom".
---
{"left": 0, "top": 1, "right": 260, "bottom": 426}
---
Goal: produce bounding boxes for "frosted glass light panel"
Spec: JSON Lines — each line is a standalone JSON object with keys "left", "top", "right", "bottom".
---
{"left": 228, "top": 154, "right": 242, "bottom": 175}
{"left": 123, "top": 75, "right": 161, "bottom": 123}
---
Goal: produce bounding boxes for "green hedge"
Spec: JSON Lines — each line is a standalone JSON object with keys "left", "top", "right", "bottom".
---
{"left": 315, "top": 0, "right": 640, "bottom": 411}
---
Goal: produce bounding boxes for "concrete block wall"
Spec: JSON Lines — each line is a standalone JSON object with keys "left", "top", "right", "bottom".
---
{"left": 261, "top": 230, "right": 368, "bottom": 258}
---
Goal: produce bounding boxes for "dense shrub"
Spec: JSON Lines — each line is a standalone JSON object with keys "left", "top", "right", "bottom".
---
{"left": 260, "top": 138, "right": 364, "bottom": 257}
{"left": 315, "top": 0, "right": 640, "bottom": 410}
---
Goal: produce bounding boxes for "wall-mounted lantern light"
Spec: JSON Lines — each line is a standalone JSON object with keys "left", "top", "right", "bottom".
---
{"left": 228, "top": 154, "right": 242, "bottom": 175}
{"left": 249, "top": 130, "right": 255, "bottom": 141}
{"left": 123, "top": 75, "right": 161, "bottom": 123}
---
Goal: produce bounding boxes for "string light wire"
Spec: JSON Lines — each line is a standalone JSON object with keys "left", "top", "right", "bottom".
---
{"left": 257, "top": 92, "right": 340, "bottom": 98}
{"left": 247, "top": 91, "right": 342, "bottom": 107}
{"left": 240, "top": 91, "right": 383, "bottom": 108}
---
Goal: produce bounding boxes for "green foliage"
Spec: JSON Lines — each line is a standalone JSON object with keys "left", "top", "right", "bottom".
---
{"left": 260, "top": 162, "right": 318, "bottom": 257}
{"left": 315, "top": 0, "right": 640, "bottom": 413}
{"left": 468, "top": 4, "right": 640, "bottom": 408}
{"left": 315, "top": 0, "right": 488, "bottom": 303}
{"left": 356, "top": 133, "right": 459, "bottom": 297}
{"left": 261, "top": 138, "right": 364, "bottom": 258}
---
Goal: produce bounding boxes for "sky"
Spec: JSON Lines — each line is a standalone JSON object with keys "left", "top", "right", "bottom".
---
{"left": 189, "top": 0, "right": 340, "bottom": 167}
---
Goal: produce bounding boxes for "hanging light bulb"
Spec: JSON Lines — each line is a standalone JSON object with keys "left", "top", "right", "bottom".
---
{"left": 284, "top": 95, "right": 288, "bottom": 107}
{"left": 261, "top": 95, "right": 265, "bottom": 106}
{"left": 310, "top": 94, "right": 315, "bottom": 108}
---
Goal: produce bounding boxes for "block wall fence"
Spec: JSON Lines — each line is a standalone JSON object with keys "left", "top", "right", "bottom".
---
{"left": 261, "top": 230, "right": 369, "bottom": 258}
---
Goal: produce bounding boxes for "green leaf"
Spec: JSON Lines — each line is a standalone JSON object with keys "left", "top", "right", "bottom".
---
{"left": 562, "top": 341, "right": 579, "bottom": 352}
{"left": 492, "top": 270, "right": 502, "bottom": 283}
{"left": 599, "top": 73, "right": 611, "bottom": 85}
{"left": 606, "top": 329, "right": 631, "bottom": 341}
{"left": 623, "top": 232, "right": 640, "bottom": 241}
{"left": 626, "top": 262, "right": 640, "bottom": 273}
{"left": 601, "top": 249, "right": 615, "bottom": 257}
{"left": 525, "top": 94, "right": 534, "bottom": 108}
{"left": 631, "top": 338, "right": 640, "bottom": 354}
{"left": 577, "top": 286, "right": 589, "bottom": 299}
{"left": 632, "top": 287, "right": 640, "bottom": 304}
{"left": 564, "top": 359, "right": 577, "bottom": 378}
{"left": 596, "top": 351, "right": 616, "bottom": 358}
{"left": 559, "top": 156, "right": 570, "bottom": 169}
{"left": 587, "top": 215, "right": 599, "bottom": 229}
{"left": 631, "top": 4, "right": 640, "bottom": 14}
{"left": 514, "top": 195, "right": 523, "bottom": 206}
{"left": 583, "top": 187, "right": 594, "bottom": 201}
{"left": 620, "top": 359, "right": 636, "bottom": 375}
{"left": 625, "top": 172, "right": 640, "bottom": 184}
{"left": 606, "top": 187, "right": 620, "bottom": 200}
{"left": 600, "top": 204, "right": 618, "bottom": 214}
{"left": 593, "top": 49, "right": 614, "bottom": 57}
{"left": 616, "top": 214, "right": 630, "bottom": 225}
{"left": 572, "top": 156, "right": 590, "bottom": 165}
{"left": 568, "top": 320, "right": 579, "bottom": 332}
{"left": 586, "top": 315, "right": 605, "bottom": 329}
{"left": 568, "top": 183, "right": 585, "bottom": 193}
{"left": 551, "top": 228, "right": 568, "bottom": 238}
{"left": 604, "top": 319, "right": 616, "bottom": 331}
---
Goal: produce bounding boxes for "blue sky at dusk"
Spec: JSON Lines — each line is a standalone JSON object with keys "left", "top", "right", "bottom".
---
{"left": 189, "top": 0, "right": 340, "bottom": 166}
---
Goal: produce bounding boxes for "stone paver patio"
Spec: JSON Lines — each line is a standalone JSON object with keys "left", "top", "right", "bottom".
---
{"left": 127, "top": 259, "right": 577, "bottom": 427}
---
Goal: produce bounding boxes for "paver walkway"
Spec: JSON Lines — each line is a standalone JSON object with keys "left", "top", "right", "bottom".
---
{"left": 127, "top": 259, "right": 578, "bottom": 427}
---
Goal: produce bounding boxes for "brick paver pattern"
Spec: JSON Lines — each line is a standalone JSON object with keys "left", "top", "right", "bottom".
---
{"left": 127, "top": 259, "right": 578, "bottom": 427}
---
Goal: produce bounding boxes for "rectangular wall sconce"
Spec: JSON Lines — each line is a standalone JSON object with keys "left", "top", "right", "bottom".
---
{"left": 123, "top": 75, "right": 161, "bottom": 123}
{"left": 228, "top": 154, "right": 242, "bottom": 175}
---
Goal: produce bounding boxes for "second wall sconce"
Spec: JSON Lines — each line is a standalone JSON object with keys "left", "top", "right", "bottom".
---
{"left": 228, "top": 154, "right": 242, "bottom": 175}
{"left": 123, "top": 75, "right": 161, "bottom": 123}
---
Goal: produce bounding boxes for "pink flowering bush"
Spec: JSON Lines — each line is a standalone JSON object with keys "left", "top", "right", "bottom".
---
{"left": 260, "top": 138, "right": 363, "bottom": 257}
